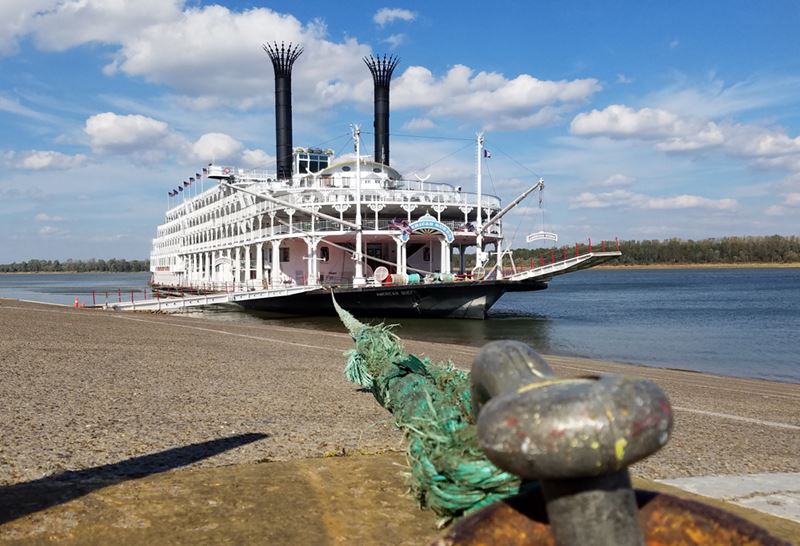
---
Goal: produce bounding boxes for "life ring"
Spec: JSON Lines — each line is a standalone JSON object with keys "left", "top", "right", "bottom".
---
{"left": 223, "top": 167, "right": 231, "bottom": 174}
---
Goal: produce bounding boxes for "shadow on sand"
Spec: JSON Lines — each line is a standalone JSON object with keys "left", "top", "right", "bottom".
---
{"left": 0, "top": 432, "right": 268, "bottom": 525}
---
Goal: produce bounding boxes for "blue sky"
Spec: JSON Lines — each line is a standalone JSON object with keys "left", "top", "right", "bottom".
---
{"left": 1, "top": 0, "right": 798, "bottom": 261}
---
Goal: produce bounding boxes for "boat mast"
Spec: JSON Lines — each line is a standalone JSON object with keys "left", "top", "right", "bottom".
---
{"left": 353, "top": 124, "right": 365, "bottom": 287}
{"left": 476, "top": 132, "right": 485, "bottom": 269}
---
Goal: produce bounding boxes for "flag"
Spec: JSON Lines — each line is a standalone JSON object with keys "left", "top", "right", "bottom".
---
{"left": 189, "top": 177, "right": 195, "bottom": 184}
{"left": 388, "top": 218, "right": 411, "bottom": 234}
{"left": 195, "top": 172, "right": 201, "bottom": 179}
{"left": 202, "top": 167, "right": 208, "bottom": 174}
{"left": 168, "top": 190, "right": 174, "bottom": 196}
{"left": 483, "top": 149, "right": 491, "bottom": 158}
{"left": 178, "top": 186, "right": 183, "bottom": 192}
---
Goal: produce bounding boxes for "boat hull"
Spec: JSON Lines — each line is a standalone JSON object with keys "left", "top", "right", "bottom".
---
{"left": 237, "top": 279, "right": 548, "bottom": 319}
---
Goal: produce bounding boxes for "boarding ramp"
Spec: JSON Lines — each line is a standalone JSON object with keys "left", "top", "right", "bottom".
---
{"left": 505, "top": 251, "right": 622, "bottom": 283}
{"left": 110, "top": 285, "right": 319, "bottom": 312}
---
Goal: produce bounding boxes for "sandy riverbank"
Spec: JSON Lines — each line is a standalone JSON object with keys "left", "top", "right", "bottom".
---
{"left": 1, "top": 298, "right": 797, "bottom": 484}
{"left": 1, "top": 299, "right": 798, "bottom": 542}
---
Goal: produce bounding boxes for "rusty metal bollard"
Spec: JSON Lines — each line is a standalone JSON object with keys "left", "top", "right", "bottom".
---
{"left": 435, "top": 340, "right": 789, "bottom": 546}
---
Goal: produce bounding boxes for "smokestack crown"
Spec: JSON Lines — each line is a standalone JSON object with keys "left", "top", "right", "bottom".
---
{"left": 364, "top": 54, "right": 399, "bottom": 87}
{"left": 263, "top": 42, "right": 304, "bottom": 76}
{"left": 263, "top": 41, "right": 303, "bottom": 180}
{"left": 364, "top": 54, "right": 399, "bottom": 166}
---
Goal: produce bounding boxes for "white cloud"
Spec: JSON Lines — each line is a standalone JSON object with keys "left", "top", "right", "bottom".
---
{"left": 599, "top": 174, "right": 633, "bottom": 187}
{"left": 571, "top": 189, "right": 738, "bottom": 211}
{"left": 571, "top": 104, "right": 800, "bottom": 171}
{"left": 85, "top": 112, "right": 174, "bottom": 155}
{"left": 103, "top": 6, "right": 372, "bottom": 111}
{"left": 38, "top": 225, "right": 67, "bottom": 237}
{"left": 21, "top": 150, "right": 87, "bottom": 170}
{"left": 373, "top": 8, "right": 416, "bottom": 26}
{"left": 394, "top": 65, "right": 601, "bottom": 130}
{"left": 192, "top": 133, "right": 242, "bottom": 163}
{"left": 240, "top": 148, "right": 274, "bottom": 168}
{"left": 669, "top": 39, "right": 680, "bottom": 49}
{"left": 28, "top": 0, "right": 183, "bottom": 51}
{"left": 4, "top": 150, "right": 87, "bottom": 170}
{"left": 383, "top": 33, "right": 405, "bottom": 49}
{"left": 648, "top": 77, "right": 800, "bottom": 119}
{"left": 35, "top": 213, "right": 64, "bottom": 222}
{"left": 571, "top": 105, "right": 683, "bottom": 139}
{"left": 403, "top": 117, "right": 436, "bottom": 131}
{"left": 0, "top": 0, "right": 58, "bottom": 55}
{"left": 616, "top": 73, "right": 633, "bottom": 84}
{"left": 0, "top": 94, "right": 52, "bottom": 121}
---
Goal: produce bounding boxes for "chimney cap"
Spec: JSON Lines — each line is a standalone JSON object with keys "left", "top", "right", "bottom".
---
{"left": 364, "top": 54, "right": 399, "bottom": 87}
{"left": 263, "top": 41, "right": 303, "bottom": 75}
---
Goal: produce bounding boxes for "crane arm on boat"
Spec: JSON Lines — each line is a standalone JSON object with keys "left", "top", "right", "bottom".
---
{"left": 479, "top": 178, "right": 544, "bottom": 236}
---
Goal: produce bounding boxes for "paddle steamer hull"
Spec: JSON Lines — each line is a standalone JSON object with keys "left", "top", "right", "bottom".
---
{"left": 237, "top": 279, "right": 549, "bottom": 319}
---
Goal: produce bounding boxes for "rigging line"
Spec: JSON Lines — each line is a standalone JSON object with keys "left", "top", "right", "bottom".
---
{"left": 484, "top": 154, "right": 499, "bottom": 197}
{"left": 362, "top": 130, "right": 473, "bottom": 142}
{"left": 494, "top": 146, "right": 543, "bottom": 180}
{"left": 406, "top": 140, "right": 474, "bottom": 175}
{"left": 334, "top": 135, "right": 355, "bottom": 160}
{"left": 270, "top": 216, "right": 435, "bottom": 277}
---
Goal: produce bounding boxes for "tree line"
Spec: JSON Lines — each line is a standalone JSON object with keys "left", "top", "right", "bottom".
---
{"left": 0, "top": 259, "right": 150, "bottom": 273}
{"left": 508, "top": 235, "right": 800, "bottom": 267}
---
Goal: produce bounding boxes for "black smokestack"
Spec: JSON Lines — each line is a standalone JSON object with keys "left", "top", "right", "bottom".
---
{"left": 264, "top": 42, "right": 303, "bottom": 180}
{"left": 364, "top": 54, "right": 399, "bottom": 166}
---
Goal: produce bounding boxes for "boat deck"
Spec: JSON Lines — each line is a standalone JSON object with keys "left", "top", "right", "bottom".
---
{"left": 113, "top": 251, "right": 621, "bottom": 312}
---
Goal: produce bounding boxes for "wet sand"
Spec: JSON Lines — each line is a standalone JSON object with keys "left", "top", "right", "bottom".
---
{"left": 1, "top": 299, "right": 798, "bottom": 542}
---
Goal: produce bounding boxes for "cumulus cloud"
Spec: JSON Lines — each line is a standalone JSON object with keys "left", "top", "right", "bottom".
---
{"left": 571, "top": 189, "right": 738, "bottom": 211}
{"left": 240, "top": 148, "right": 275, "bottom": 168}
{"left": 394, "top": 65, "right": 601, "bottom": 130}
{"left": 3, "top": 3, "right": 600, "bottom": 131}
{"left": 373, "top": 8, "right": 416, "bottom": 26}
{"left": 4, "top": 150, "right": 87, "bottom": 170}
{"left": 571, "top": 104, "right": 800, "bottom": 171}
{"left": 85, "top": 112, "right": 174, "bottom": 155}
{"left": 0, "top": 0, "right": 57, "bottom": 55}
{"left": 103, "top": 6, "right": 372, "bottom": 111}
{"left": 192, "top": 133, "right": 243, "bottom": 163}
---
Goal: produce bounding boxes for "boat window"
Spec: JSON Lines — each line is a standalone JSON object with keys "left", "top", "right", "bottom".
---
{"left": 320, "top": 246, "right": 330, "bottom": 262}
{"left": 373, "top": 167, "right": 382, "bottom": 173}
{"left": 310, "top": 160, "right": 319, "bottom": 172}
{"left": 298, "top": 160, "right": 308, "bottom": 174}
{"left": 342, "top": 166, "right": 351, "bottom": 172}
{"left": 367, "top": 243, "right": 383, "bottom": 259}
{"left": 280, "top": 248, "right": 290, "bottom": 262}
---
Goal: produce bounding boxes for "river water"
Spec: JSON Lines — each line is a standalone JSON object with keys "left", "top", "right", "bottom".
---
{"left": 1, "top": 268, "right": 798, "bottom": 383}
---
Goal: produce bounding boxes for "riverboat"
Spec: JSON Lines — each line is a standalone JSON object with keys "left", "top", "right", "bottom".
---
{"left": 149, "top": 43, "right": 619, "bottom": 318}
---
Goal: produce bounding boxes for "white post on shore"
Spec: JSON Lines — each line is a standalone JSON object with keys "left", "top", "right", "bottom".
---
{"left": 476, "top": 132, "right": 485, "bottom": 269}
{"left": 353, "top": 124, "right": 365, "bottom": 287}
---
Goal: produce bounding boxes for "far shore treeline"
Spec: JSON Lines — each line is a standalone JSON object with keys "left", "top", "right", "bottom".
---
{"left": 0, "top": 259, "right": 149, "bottom": 273}
{"left": 510, "top": 235, "right": 800, "bottom": 267}
{"left": 1, "top": 235, "right": 799, "bottom": 273}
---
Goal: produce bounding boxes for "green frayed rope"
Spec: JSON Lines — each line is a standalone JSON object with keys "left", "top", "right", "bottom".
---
{"left": 333, "top": 295, "right": 520, "bottom": 524}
